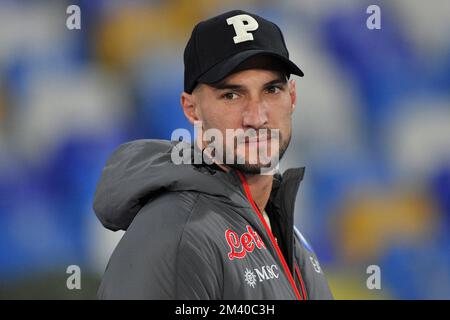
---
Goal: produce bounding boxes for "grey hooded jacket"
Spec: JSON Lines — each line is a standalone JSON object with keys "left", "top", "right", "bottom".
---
{"left": 93, "top": 139, "right": 333, "bottom": 300}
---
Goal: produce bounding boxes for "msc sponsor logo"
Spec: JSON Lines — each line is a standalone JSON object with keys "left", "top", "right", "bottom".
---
{"left": 244, "top": 264, "right": 279, "bottom": 288}
{"left": 244, "top": 268, "right": 257, "bottom": 288}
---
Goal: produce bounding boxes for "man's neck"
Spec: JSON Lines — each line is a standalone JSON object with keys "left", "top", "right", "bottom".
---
{"left": 201, "top": 141, "right": 274, "bottom": 212}
{"left": 242, "top": 173, "right": 273, "bottom": 213}
{"left": 215, "top": 163, "right": 273, "bottom": 212}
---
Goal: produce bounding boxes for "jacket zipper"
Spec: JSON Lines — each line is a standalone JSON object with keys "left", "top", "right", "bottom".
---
{"left": 236, "top": 170, "right": 303, "bottom": 300}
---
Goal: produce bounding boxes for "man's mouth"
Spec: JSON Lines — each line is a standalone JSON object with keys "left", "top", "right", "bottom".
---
{"left": 242, "top": 134, "right": 272, "bottom": 144}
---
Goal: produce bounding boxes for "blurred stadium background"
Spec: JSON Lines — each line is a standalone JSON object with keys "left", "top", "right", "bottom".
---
{"left": 0, "top": 0, "right": 449, "bottom": 299}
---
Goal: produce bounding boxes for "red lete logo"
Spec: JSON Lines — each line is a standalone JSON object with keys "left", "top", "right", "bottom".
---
{"left": 225, "top": 225, "right": 266, "bottom": 260}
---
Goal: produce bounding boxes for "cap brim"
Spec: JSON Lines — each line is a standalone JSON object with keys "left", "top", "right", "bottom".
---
{"left": 197, "top": 49, "right": 304, "bottom": 86}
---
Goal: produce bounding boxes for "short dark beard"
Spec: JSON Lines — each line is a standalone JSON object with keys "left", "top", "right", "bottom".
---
{"left": 227, "top": 132, "right": 291, "bottom": 175}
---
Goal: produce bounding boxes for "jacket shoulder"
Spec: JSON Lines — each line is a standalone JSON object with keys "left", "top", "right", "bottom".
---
{"left": 293, "top": 226, "right": 334, "bottom": 300}
{"left": 97, "top": 191, "right": 200, "bottom": 299}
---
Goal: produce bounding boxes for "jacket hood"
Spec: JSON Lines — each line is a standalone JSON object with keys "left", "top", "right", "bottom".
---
{"left": 93, "top": 139, "right": 248, "bottom": 231}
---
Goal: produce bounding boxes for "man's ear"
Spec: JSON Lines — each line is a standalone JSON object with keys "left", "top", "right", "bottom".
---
{"left": 288, "top": 79, "right": 297, "bottom": 112}
{"left": 180, "top": 91, "right": 200, "bottom": 125}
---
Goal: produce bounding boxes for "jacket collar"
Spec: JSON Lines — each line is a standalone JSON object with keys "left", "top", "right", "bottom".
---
{"left": 267, "top": 167, "right": 305, "bottom": 270}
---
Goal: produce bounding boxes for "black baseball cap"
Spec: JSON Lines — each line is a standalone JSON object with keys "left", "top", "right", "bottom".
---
{"left": 183, "top": 10, "right": 304, "bottom": 93}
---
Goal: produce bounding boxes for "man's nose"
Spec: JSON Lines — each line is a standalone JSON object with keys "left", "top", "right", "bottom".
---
{"left": 242, "top": 98, "right": 268, "bottom": 129}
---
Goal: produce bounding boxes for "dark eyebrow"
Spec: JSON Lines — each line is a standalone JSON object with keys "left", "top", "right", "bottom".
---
{"left": 210, "top": 82, "right": 245, "bottom": 91}
{"left": 263, "top": 76, "right": 288, "bottom": 88}
{"left": 210, "top": 74, "right": 288, "bottom": 92}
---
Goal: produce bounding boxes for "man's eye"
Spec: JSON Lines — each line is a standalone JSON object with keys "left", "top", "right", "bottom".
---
{"left": 222, "top": 92, "right": 239, "bottom": 100}
{"left": 266, "top": 86, "right": 281, "bottom": 94}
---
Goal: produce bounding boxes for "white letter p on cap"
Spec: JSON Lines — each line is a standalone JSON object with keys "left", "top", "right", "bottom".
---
{"left": 226, "top": 14, "right": 259, "bottom": 44}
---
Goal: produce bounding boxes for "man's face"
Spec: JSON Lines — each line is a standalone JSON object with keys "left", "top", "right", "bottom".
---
{"left": 182, "top": 57, "right": 297, "bottom": 174}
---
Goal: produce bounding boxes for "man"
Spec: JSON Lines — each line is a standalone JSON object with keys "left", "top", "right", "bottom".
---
{"left": 93, "top": 9, "right": 332, "bottom": 300}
